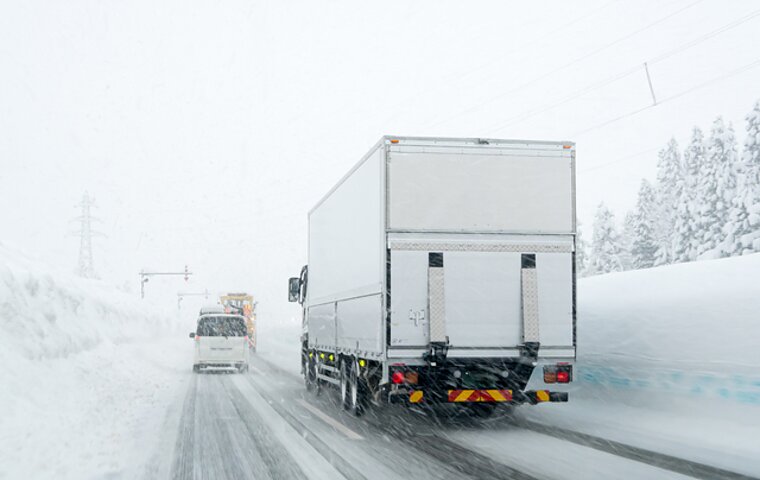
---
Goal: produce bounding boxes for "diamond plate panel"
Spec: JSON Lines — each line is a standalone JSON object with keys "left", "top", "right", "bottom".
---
{"left": 521, "top": 268, "right": 540, "bottom": 343}
{"left": 428, "top": 267, "right": 447, "bottom": 343}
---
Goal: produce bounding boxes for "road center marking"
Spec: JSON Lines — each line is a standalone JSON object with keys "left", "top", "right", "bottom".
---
{"left": 296, "top": 399, "right": 364, "bottom": 440}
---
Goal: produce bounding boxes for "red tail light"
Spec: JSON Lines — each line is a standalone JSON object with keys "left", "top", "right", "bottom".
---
{"left": 544, "top": 364, "right": 573, "bottom": 383}
{"left": 391, "top": 371, "right": 405, "bottom": 384}
{"left": 195, "top": 335, "right": 200, "bottom": 342}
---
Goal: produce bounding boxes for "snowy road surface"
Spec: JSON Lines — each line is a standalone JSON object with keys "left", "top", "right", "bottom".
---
{"left": 162, "top": 355, "right": 756, "bottom": 480}
{"left": 3, "top": 250, "right": 760, "bottom": 479}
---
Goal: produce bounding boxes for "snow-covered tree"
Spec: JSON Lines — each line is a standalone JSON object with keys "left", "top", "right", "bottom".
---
{"left": 653, "top": 138, "right": 682, "bottom": 266}
{"left": 619, "top": 211, "right": 636, "bottom": 271}
{"left": 576, "top": 220, "right": 590, "bottom": 276}
{"left": 724, "top": 100, "right": 760, "bottom": 255}
{"left": 673, "top": 127, "right": 705, "bottom": 262}
{"left": 588, "top": 203, "right": 624, "bottom": 275}
{"left": 629, "top": 179, "right": 658, "bottom": 269}
{"left": 694, "top": 117, "right": 738, "bottom": 259}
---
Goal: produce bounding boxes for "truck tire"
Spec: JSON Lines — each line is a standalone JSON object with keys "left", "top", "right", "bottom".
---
{"left": 339, "top": 360, "right": 350, "bottom": 410}
{"left": 306, "top": 355, "right": 321, "bottom": 395}
{"left": 348, "top": 360, "right": 365, "bottom": 416}
{"left": 305, "top": 356, "right": 315, "bottom": 391}
{"left": 193, "top": 364, "right": 200, "bottom": 373}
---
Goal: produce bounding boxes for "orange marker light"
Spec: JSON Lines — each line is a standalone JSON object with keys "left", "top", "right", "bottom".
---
{"left": 390, "top": 139, "right": 399, "bottom": 144}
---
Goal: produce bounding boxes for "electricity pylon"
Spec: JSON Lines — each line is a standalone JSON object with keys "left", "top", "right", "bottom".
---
{"left": 72, "top": 192, "right": 103, "bottom": 279}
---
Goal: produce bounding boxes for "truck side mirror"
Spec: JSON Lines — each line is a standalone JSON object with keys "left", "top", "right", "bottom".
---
{"left": 288, "top": 277, "right": 301, "bottom": 303}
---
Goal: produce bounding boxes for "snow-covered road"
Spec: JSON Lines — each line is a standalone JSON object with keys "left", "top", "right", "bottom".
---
{"left": 4, "top": 246, "right": 760, "bottom": 479}
{"left": 161, "top": 354, "right": 755, "bottom": 480}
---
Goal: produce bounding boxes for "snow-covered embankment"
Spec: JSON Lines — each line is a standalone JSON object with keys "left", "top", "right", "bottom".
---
{"left": 0, "top": 245, "right": 189, "bottom": 479}
{"left": 525, "top": 253, "right": 760, "bottom": 475}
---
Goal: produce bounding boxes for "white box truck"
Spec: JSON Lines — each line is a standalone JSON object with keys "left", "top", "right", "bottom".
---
{"left": 289, "top": 136, "right": 576, "bottom": 416}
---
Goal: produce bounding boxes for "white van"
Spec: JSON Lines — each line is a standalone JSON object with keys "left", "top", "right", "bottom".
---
{"left": 190, "top": 314, "right": 250, "bottom": 373}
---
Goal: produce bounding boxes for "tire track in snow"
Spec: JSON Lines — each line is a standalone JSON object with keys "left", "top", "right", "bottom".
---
{"left": 171, "top": 373, "right": 197, "bottom": 480}
{"left": 222, "top": 377, "right": 307, "bottom": 479}
{"left": 253, "top": 355, "right": 757, "bottom": 479}
{"left": 251, "top": 355, "right": 533, "bottom": 480}
{"left": 241, "top": 371, "right": 369, "bottom": 480}
{"left": 518, "top": 420, "right": 760, "bottom": 480}
{"left": 171, "top": 373, "right": 305, "bottom": 480}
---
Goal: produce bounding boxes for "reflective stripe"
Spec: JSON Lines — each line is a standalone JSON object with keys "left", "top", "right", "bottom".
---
{"left": 536, "top": 390, "right": 550, "bottom": 402}
{"left": 489, "top": 390, "right": 506, "bottom": 402}
{"left": 409, "top": 391, "right": 424, "bottom": 403}
{"left": 455, "top": 390, "right": 473, "bottom": 402}
{"left": 447, "top": 389, "right": 513, "bottom": 403}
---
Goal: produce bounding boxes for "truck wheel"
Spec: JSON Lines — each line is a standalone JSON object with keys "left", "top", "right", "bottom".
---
{"left": 305, "top": 356, "right": 315, "bottom": 391}
{"left": 306, "top": 355, "right": 321, "bottom": 395}
{"left": 348, "top": 360, "right": 365, "bottom": 416}
{"left": 193, "top": 364, "right": 200, "bottom": 373}
{"left": 339, "top": 360, "right": 349, "bottom": 410}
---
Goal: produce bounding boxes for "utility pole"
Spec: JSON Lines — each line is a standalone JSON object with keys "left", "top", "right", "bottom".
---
{"left": 72, "top": 192, "right": 103, "bottom": 278}
{"left": 139, "top": 265, "right": 193, "bottom": 299}
{"left": 644, "top": 62, "right": 657, "bottom": 106}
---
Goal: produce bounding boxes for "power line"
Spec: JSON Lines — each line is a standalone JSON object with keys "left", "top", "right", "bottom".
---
{"left": 648, "top": 7, "right": 760, "bottom": 64}
{"left": 571, "top": 57, "right": 760, "bottom": 137}
{"left": 442, "top": 0, "right": 624, "bottom": 84}
{"left": 484, "top": 6, "right": 760, "bottom": 135}
{"left": 484, "top": 65, "right": 643, "bottom": 134}
{"left": 380, "top": 0, "right": 623, "bottom": 125}
{"left": 578, "top": 147, "right": 659, "bottom": 174}
{"left": 430, "top": 0, "right": 706, "bottom": 129}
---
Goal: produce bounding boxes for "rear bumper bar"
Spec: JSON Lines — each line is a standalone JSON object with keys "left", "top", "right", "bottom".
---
{"left": 389, "top": 388, "right": 568, "bottom": 405}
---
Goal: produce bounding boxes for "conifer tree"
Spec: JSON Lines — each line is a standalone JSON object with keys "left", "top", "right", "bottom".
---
{"left": 672, "top": 127, "right": 705, "bottom": 262}
{"left": 589, "top": 203, "right": 624, "bottom": 274}
{"left": 725, "top": 100, "right": 760, "bottom": 254}
{"left": 576, "top": 220, "right": 590, "bottom": 276}
{"left": 653, "top": 138, "right": 682, "bottom": 266}
{"left": 630, "top": 179, "right": 658, "bottom": 269}
{"left": 695, "top": 117, "right": 737, "bottom": 258}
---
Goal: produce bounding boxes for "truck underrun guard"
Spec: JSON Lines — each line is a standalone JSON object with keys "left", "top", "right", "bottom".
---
{"left": 403, "top": 389, "right": 568, "bottom": 405}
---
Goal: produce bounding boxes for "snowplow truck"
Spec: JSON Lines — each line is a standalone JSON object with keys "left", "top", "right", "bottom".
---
{"left": 220, "top": 293, "right": 257, "bottom": 352}
{"left": 288, "top": 136, "right": 576, "bottom": 416}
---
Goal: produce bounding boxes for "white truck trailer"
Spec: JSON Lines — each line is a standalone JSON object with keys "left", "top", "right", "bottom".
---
{"left": 289, "top": 136, "right": 576, "bottom": 416}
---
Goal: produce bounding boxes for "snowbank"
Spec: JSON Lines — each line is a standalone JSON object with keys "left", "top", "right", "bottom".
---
{"left": 522, "top": 254, "right": 760, "bottom": 475}
{"left": 0, "top": 244, "right": 189, "bottom": 479}
{"left": 572, "top": 253, "right": 760, "bottom": 408}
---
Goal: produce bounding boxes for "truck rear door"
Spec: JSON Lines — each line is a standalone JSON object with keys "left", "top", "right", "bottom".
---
{"left": 386, "top": 143, "right": 575, "bottom": 359}
{"left": 389, "top": 238, "right": 574, "bottom": 356}
{"left": 196, "top": 316, "right": 248, "bottom": 362}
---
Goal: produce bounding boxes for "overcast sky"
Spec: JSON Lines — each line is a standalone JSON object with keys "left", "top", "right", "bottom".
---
{"left": 2, "top": 0, "right": 759, "bottom": 321}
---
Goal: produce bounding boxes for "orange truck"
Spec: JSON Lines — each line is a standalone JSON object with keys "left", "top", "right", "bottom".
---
{"left": 220, "top": 293, "right": 257, "bottom": 351}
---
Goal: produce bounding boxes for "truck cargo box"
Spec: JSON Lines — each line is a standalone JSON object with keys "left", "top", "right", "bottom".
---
{"left": 305, "top": 136, "right": 576, "bottom": 363}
